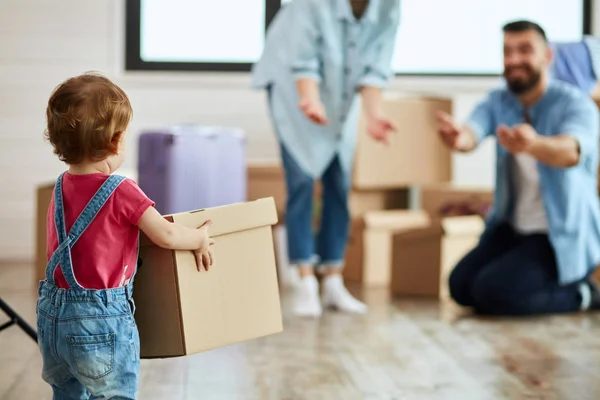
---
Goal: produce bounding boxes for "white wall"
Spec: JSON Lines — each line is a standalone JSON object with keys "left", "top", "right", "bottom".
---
{"left": 0, "top": 0, "right": 597, "bottom": 260}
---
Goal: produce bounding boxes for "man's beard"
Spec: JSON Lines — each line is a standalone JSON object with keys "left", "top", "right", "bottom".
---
{"left": 503, "top": 66, "right": 542, "bottom": 95}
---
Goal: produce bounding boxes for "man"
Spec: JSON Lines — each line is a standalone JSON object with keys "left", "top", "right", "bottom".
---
{"left": 550, "top": 36, "right": 600, "bottom": 96}
{"left": 436, "top": 20, "right": 600, "bottom": 316}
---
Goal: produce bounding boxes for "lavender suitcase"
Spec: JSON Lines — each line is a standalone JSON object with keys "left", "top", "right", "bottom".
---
{"left": 137, "top": 126, "right": 247, "bottom": 215}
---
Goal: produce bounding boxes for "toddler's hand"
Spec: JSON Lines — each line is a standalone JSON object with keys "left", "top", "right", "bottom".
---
{"left": 193, "top": 220, "right": 215, "bottom": 271}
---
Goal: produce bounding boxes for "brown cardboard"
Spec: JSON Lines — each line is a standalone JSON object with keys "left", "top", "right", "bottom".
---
{"left": 247, "top": 161, "right": 409, "bottom": 218}
{"left": 353, "top": 96, "right": 453, "bottom": 189}
{"left": 344, "top": 210, "right": 430, "bottom": 286}
{"left": 343, "top": 219, "right": 366, "bottom": 283}
{"left": 439, "top": 216, "right": 485, "bottom": 298}
{"left": 35, "top": 184, "right": 54, "bottom": 284}
{"left": 348, "top": 189, "right": 409, "bottom": 216}
{"left": 247, "top": 161, "right": 288, "bottom": 221}
{"left": 420, "top": 183, "right": 493, "bottom": 219}
{"left": 390, "top": 215, "right": 485, "bottom": 297}
{"left": 134, "top": 197, "right": 283, "bottom": 358}
{"left": 390, "top": 225, "right": 443, "bottom": 296}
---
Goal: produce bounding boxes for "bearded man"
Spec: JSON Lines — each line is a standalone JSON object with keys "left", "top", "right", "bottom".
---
{"left": 435, "top": 20, "right": 600, "bottom": 316}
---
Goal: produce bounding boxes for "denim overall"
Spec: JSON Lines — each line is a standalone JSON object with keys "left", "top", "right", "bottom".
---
{"left": 36, "top": 172, "right": 140, "bottom": 400}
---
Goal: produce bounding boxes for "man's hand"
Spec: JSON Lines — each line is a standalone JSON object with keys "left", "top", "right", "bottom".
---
{"left": 496, "top": 124, "right": 539, "bottom": 153}
{"left": 436, "top": 111, "right": 474, "bottom": 151}
{"left": 298, "top": 98, "right": 327, "bottom": 125}
{"left": 366, "top": 115, "right": 396, "bottom": 145}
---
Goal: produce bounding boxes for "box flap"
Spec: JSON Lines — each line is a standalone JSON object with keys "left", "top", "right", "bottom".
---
{"left": 364, "top": 210, "right": 430, "bottom": 231}
{"left": 441, "top": 216, "right": 485, "bottom": 236}
{"left": 140, "top": 198, "right": 278, "bottom": 247}
{"left": 421, "top": 182, "right": 493, "bottom": 193}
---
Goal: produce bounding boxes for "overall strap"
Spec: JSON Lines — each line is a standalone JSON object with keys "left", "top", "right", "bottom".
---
{"left": 45, "top": 173, "right": 127, "bottom": 289}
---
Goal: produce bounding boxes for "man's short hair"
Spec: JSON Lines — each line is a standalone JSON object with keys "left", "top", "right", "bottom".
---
{"left": 502, "top": 20, "right": 548, "bottom": 43}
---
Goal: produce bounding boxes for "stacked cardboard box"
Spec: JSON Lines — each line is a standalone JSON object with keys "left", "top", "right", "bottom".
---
{"left": 247, "top": 95, "right": 455, "bottom": 287}
{"left": 346, "top": 183, "right": 492, "bottom": 296}
{"left": 389, "top": 184, "right": 492, "bottom": 297}
{"left": 343, "top": 95, "right": 455, "bottom": 286}
{"left": 352, "top": 95, "right": 453, "bottom": 189}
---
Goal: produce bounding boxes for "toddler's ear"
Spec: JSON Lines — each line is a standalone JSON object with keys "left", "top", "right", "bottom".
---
{"left": 111, "top": 131, "right": 124, "bottom": 154}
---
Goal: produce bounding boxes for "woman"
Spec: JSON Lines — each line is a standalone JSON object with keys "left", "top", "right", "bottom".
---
{"left": 252, "top": 0, "right": 401, "bottom": 317}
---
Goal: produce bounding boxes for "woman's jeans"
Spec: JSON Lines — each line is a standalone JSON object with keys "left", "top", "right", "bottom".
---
{"left": 280, "top": 144, "right": 351, "bottom": 269}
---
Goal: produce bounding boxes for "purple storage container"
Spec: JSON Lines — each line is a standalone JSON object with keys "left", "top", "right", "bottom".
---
{"left": 137, "top": 126, "right": 247, "bottom": 215}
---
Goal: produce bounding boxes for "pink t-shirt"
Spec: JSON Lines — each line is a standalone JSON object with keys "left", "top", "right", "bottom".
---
{"left": 46, "top": 172, "right": 155, "bottom": 289}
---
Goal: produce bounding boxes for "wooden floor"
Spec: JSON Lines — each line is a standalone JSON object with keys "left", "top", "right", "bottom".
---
{"left": 2, "top": 263, "right": 600, "bottom": 400}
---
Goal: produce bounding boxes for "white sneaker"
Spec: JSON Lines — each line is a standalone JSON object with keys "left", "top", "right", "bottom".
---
{"left": 293, "top": 275, "right": 323, "bottom": 317}
{"left": 321, "top": 274, "right": 367, "bottom": 314}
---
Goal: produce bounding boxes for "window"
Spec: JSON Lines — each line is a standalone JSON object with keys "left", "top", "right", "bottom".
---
{"left": 125, "top": 0, "right": 279, "bottom": 71}
{"left": 394, "top": 0, "right": 591, "bottom": 75}
{"left": 125, "top": 0, "right": 591, "bottom": 75}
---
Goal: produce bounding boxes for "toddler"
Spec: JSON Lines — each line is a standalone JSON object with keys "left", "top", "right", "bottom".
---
{"left": 36, "top": 72, "right": 213, "bottom": 399}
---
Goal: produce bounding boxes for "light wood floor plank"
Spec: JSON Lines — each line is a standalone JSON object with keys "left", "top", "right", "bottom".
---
{"left": 2, "top": 262, "right": 600, "bottom": 399}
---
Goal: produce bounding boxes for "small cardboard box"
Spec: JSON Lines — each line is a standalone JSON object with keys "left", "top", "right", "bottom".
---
{"left": 390, "top": 224, "right": 442, "bottom": 296}
{"left": 344, "top": 210, "right": 430, "bottom": 286}
{"left": 439, "top": 216, "right": 485, "bottom": 298}
{"left": 390, "top": 215, "right": 485, "bottom": 297}
{"left": 134, "top": 197, "right": 283, "bottom": 358}
{"left": 353, "top": 96, "right": 453, "bottom": 189}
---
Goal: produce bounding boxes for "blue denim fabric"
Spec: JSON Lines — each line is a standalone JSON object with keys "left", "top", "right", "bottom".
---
{"left": 279, "top": 144, "right": 351, "bottom": 268}
{"left": 36, "top": 172, "right": 140, "bottom": 399}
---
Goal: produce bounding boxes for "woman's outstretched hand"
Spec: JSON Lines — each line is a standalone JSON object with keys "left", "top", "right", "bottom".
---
{"left": 299, "top": 98, "right": 328, "bottom": 125}
{"left": 366, "top": 115, "right": 396, "bottom": 145}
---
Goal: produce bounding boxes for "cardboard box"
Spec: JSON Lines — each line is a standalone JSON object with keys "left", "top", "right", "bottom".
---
{"left": 390, "top": 215, "right": 485, "bottom": 297}
{"left": 35, "top": 183, "right": 54, "bottom": 284}
{"left": 348, "top": 189, "right": 409, "bottom": 216}
{"left": 390, "top": 224, "right": 442, "bottom": 296}
{"left": 439, "top": 216, "right": 485, "bottom": 298}
{"left": 247, "top": 161, "right": 409, "bottom": 219}
{"left": 247, "top": 161, "right": 289, "bottom": 221}
{"left": 420, "top": 183, "right": 493, "bottom": 219}
{"left": 344, "top": 210, "right": 430, "bottom": 286}
{"left": 353, "top": 96, "right": 453, "bottom": 189}
{"left": 134, "top": 197, "right": 283, "bottom": 358}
